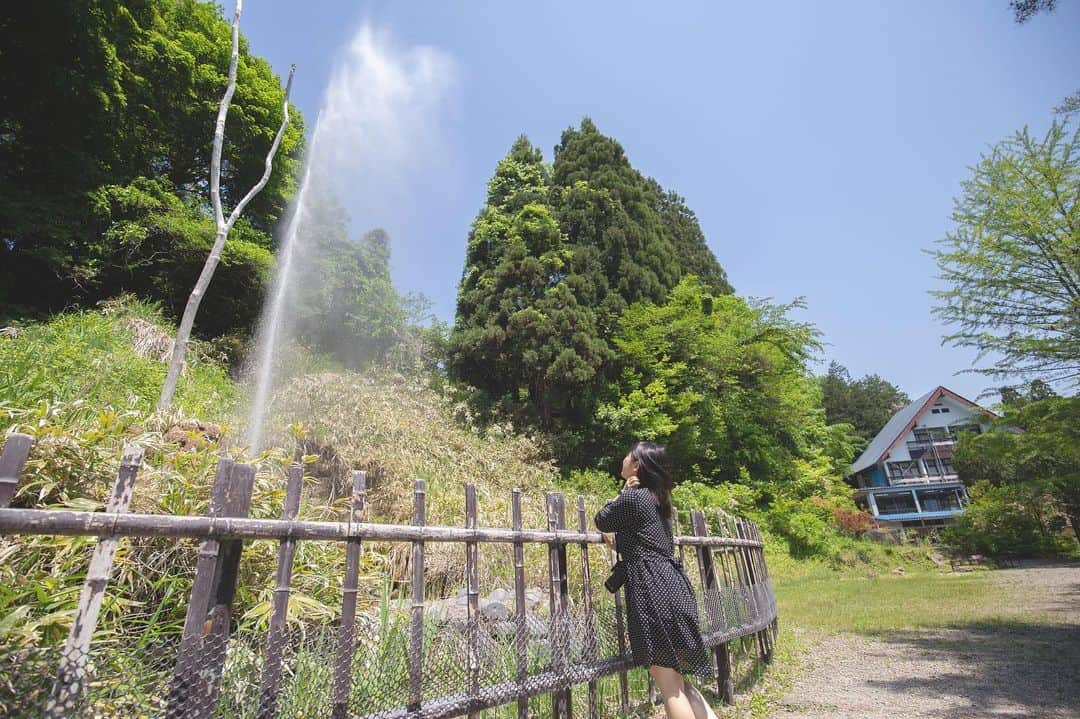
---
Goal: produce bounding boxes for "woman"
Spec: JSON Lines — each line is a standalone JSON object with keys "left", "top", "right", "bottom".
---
{"left": 595, "top": 441, "right": 719, "bottom": 719}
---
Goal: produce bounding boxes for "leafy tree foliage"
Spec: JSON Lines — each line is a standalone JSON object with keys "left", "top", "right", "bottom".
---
{"left": 87, "top": 177, "right": 273, "bottom": 338}
{"left": 291, "top": 191, "right": 432, "bottom": 370}
{"left": 450, "top": 122, "right": 733, "bottom": 444}
{"left": 820, "top": 361, "right": 911, "bottom": 443}
{"left": 595, "top": 277, "right": 824, "bottom": 484}
{"left": 0, "top": 0, "right": 303, "bottom": 331}
{"left": 450, "top": 137, "right": 611, "bottom": 426}
{"left": 952, "top": 396, "right": 1080, "bottom": 544}
{"left": 930, "top": 121, "right": 1080, "bottom": 386}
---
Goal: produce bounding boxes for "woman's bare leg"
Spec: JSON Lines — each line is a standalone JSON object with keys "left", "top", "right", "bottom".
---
{"left": 648, "top": 666, "right": 694, "bottom": 719}
{"left": 683, "top": 679, "right": 720, "bottom": 719}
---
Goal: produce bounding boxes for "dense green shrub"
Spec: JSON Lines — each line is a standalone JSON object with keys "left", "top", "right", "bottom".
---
{"left": 942, "top": 480, "right": 1073, "bottom": 557}
{"left": 0, "top": 299, "right": 235, "bottom": 418}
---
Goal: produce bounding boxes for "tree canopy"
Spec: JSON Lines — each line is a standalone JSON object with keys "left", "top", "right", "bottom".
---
{"left": 820, "top": 362, "right": 911, "bottom": 443}
{"left": 931, "top": 121, "right": 1080, "bottom": 387}
{"left": 0, "top": 0, "right": 304, "bottom": 332}
{"left": 449, "top": 121, "right": 733, "bottom": 447}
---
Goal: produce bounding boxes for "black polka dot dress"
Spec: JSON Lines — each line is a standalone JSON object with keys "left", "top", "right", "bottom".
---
{"left": 595, "top": 488, "right": 713, "bottom": 677}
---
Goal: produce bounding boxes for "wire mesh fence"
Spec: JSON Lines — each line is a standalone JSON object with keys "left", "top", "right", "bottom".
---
{"left": 0, "top": 434, "right": 777, "bottom": 718}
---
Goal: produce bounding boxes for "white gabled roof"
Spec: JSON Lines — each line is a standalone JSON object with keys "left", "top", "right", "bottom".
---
{"left": 847, "top": 386, "right": 996, "bottom": 477}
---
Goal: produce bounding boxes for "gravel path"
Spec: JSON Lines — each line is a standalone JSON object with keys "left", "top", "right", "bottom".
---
{"left": 770, "top": 563, "right": 1080, "bottom": 719}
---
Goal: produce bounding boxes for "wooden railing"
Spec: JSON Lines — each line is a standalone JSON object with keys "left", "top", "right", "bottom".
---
{"left": 0, "top": 433, "right": 778, "bottom": 718}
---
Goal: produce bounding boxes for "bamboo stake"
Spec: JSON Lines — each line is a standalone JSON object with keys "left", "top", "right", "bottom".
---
{"left": 332, "top": 470, "right": 367, "bottom": 719}
{"left": 511, "top": 489, "right": 528, "bottom": 719}
{"left": 408, "top": 479, "right": 426, "bottom": 711}
{"left": 45, "top": 446, "right": 143, "bottom": 718}
{"left": 465, "top": 483, "right": 480, "bottom": 717}
{"left": 0, "top": 432, "right": 32, "bottom": 508}
{"left": 256, "top": 463, "right": 304, "bottom": 719}
{"left": 576, "top": 495, "right": 598, "bottom": 719}
{"left": 692, "top": 510, "right": 733, "bottom": 705}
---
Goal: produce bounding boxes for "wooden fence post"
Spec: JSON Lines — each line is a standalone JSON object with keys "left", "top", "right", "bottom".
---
{"left": 45, "top": 445, "right": 143, "bottom": 718}
{"left": 576, "top": 495, "right": 598, "bottom": 719}
{"left": 465, "top": 483, "right": 480, "bottom": 718}
{"left": 545, "top": 492, "right": 572, "bottom": 718}
{"left": 0, "top": 432, "right": 32, "bottom": 508}
{"left": 256, "top": 463, "right": 304, "bottom": 719}
{"left": 332, "top": 470, "right": 366, "bottom": 719}
{"left": 167, "top": 459, "right": 255, "bottom": 718}
{"left": 408, "top": 479, "right": 426, "bottom": 712}
{"left": 610, "top": 540, "right": 630, "bottom": 716}
{"left": 511, "top": 489, "right": 528, "bottom": 719}
{"left": 735, "top": 519, "right": 768, "bottom": 661}
{"left": 692, "top": 510, "right": 734, "bottom": 705}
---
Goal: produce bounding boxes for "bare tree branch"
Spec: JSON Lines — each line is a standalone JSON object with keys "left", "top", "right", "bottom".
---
{"left": 158, "top": 0, "right": 295, "bottom": 412}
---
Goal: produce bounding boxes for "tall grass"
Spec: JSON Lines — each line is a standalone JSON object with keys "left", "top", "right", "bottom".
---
{"left": 0, "top": 298, "right": 235, "bottom": 420}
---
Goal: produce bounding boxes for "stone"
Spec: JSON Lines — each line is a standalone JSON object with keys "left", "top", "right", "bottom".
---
{"left": 524, "top": 587, "right": 545, "bottom": 609}
{"left": 481, "top": 600, "right": 510, "bottom": 622}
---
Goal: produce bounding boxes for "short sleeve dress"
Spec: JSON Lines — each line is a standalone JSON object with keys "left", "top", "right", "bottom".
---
{"left": 594, "top": 488, "right": 712, "bottom": 677}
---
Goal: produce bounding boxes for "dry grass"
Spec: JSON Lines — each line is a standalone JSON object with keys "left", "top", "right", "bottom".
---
{"left": 261, "top": 370, "right": 601, "bottom": 589}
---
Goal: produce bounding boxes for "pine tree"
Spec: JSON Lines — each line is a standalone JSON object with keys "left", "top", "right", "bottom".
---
{"left": 449, "top": 137, "right": 610, "bottom": 425}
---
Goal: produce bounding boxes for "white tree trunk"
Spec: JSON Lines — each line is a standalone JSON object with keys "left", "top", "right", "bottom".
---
{"left": 158, "top": 0, "right": 295, "bottom": 413}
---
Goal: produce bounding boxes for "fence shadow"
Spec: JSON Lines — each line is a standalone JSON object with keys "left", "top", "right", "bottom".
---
{"left": 864, "top": 620, "right": 1080, "bottom": 718}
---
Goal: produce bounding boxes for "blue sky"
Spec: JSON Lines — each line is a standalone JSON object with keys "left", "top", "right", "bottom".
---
{"left": 240, "top": 1, "right": 1079, "bottom": 403}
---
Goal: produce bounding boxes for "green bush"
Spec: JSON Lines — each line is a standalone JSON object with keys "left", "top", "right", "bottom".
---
{"left": 942, "top": 480, "right": 1072, "bottom": 557}
{"left": 0, "top": 299, "right": 235, "bottom": 419}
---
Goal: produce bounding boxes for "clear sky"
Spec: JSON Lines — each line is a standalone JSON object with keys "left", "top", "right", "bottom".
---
{"left": 240, "top": 0, "right": 1080, "bottom": 403}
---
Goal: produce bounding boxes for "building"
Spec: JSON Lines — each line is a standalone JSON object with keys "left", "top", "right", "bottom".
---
{"left": 847, "top": 386, "right": 997, "bottom": 528}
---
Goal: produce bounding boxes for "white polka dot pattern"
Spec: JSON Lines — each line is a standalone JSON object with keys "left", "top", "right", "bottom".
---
{"left": 595, "top": 488, "right": 712, "bottom": 677}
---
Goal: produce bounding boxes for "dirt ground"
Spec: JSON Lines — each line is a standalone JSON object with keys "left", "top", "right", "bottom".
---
{"left": 769, "top": 563, "right": 1080, "bottom": 719}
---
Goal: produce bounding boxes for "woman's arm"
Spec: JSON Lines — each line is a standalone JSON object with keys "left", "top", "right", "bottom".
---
{"left": 594, "top": 489, "right": 645, "bottom": 533}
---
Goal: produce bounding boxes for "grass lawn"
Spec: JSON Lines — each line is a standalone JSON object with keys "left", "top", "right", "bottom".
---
{"left": 774, "top": 566, "right": 1047, "bottom": 634}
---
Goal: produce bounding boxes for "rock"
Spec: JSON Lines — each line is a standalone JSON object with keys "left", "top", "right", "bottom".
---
{"left": 485, "top": 587, "right": 510, "bottom": 604}
{"left": 928, "top": 552, "right": 947, "bottom": 567}
{"left": 524, "top": 587, "right": 545, "bottom": 609}
{"left": 481, "top": 600, "right": 510, "bottom": 622}
{"left": 892, "top": 567, "right": 905, "bottom": 576}
{"left": 493, "top": 621, "right": 517, "bottom": 640}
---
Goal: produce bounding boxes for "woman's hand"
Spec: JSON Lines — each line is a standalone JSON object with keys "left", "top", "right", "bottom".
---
{"left": 622, "top": 476, "right": 641, "bottom": 491}
{"left": 602, "top": 532, "right": 615, "bottom": 548}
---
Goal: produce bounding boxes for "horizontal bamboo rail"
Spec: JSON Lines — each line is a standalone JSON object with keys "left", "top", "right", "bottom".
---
{"left": 0, "top": 508, "right": 764, "bottom": 546}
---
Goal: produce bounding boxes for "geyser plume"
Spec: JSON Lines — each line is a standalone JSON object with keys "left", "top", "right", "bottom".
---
{"left": 245, "top": 23, "right": 456, "bottom": 450}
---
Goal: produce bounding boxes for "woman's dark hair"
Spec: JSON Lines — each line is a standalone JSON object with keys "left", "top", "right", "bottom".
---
{"left": 630, "top": 441, "right": 674, "bottom": 520}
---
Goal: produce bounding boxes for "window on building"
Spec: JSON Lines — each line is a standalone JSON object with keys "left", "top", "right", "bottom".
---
{"left": 875, "top": 492, "right": 918, "bottom": 515}
{"left": 918, "top": 488, "right": 963, "bottom": 512}
{"left": 940, "top": 458, "right": 956, "bottom": 476}
{"left": 887, "top": 461, "right": 922, "bottom": 480}
{"left": 923, "top": 458, "right": 941, "bottom": 477}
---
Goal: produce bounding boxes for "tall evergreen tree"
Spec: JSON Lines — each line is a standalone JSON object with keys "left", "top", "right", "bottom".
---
{"left": 449, "top": 137, "right": 610, "bottom": 426}
{"left": 820, "top": 361, "right": 910, "bottom": 442}
{"left": 551, "top": 118, "right": 678, "bottom": 312}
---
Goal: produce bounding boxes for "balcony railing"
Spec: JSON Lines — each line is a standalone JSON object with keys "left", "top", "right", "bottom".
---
{"left": 888, "top": 474, "right": 959, "bottom": 486}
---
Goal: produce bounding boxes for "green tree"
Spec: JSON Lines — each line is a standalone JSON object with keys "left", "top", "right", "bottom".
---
{"left": 953, "top": 396, "right": 1080, "bottom": 543}
{"left": 930, "top": 121, "right": 1080, "bottom": 386}
{"left": 87, "top": 177, "right": 272, "bottom": 337}
{"left": 595, "top": 277, "right": 823, "bottom": 484}
{"left": 0, "top": 0, "right": 303, "bottom": 325}
{"left": 820, "top": 361, "right": 911, "bottom": 442}
{"left": 449, "top": 137, "right": 611, "bottom": 427}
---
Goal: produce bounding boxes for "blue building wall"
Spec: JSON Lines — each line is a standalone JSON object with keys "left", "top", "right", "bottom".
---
{"left": 868, "top": 466, "right": 887, "bottom": 487}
